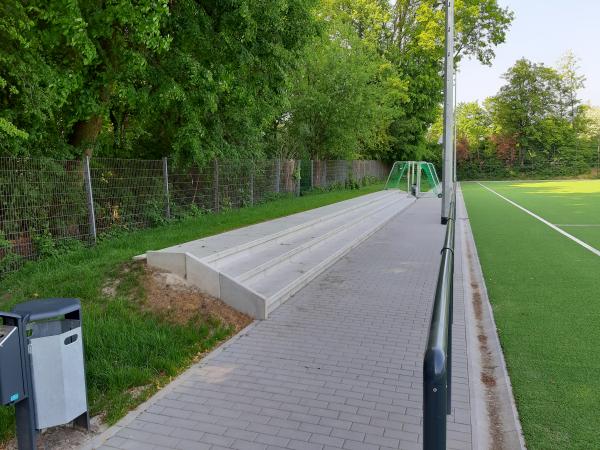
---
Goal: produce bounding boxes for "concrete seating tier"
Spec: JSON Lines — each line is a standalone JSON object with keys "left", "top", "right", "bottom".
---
{"left": 146, "top": 190, "right": 414, "bottom": 318}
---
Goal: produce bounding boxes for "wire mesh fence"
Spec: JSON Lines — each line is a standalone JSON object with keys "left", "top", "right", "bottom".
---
{"left": 0, "top": 157, "right": 389, "bottom": 275}
{"left": 457, "top": 158, "right": 598, "bottom": 180}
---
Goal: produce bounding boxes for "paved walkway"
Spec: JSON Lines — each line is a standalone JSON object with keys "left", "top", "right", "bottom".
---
{"left": 95, "top": 198, "right": 473, "bottom": 450}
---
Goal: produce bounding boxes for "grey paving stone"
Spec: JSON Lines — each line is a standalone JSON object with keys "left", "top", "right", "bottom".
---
{"left": 96, "top": 198, "right": 473, "bottom": 450}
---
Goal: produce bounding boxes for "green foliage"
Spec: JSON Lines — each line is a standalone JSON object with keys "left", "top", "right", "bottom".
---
{"left": 282, "top": 19, "right": 406, "bottom": 160}
{"left": 0, "top": 231, "right": 23, "bottom": 274}
{"left": 489, "top": 58, "right": 581, "bottom": 164}
{"left": 428, "top": 53, "right": 597, "bottom": 179}
{"left": 322, "top": 0, "right": 513, "bottom": 161}
{"left": 1, "top": 0, "right": 513, "bottom": 164}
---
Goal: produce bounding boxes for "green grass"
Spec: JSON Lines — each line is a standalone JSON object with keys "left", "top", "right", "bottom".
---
{"left": 0, "top": 183, "right": 383, "bottom": 443}
{"left": 462, "top": 181, "right": 600, "bottom": 450}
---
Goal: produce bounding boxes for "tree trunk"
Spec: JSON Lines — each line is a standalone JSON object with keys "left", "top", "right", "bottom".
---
{"left": 69, "top": 115, "right": 103, "bottom": 157}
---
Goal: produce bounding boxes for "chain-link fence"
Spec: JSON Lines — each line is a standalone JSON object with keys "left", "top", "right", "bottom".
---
{"left": 0, "top": 157, "right": 389, "bottom": 275}
{"left": 457, "top": 158, "right": 598, "bottom": 180}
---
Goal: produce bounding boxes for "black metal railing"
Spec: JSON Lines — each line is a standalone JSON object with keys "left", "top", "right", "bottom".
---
{"left": 423, "top": 187, "right": 456, "bottom": 450}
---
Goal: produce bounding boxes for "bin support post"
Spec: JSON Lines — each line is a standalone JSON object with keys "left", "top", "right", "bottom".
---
{"left": 162, "top": 157, "right": 170, "bottom": 219}
{"left": 15, "top": 398, "right": 36, "bottom": 450}
{"left": 13, "top": 313, "right": 37, "bottom": 450}
{"left": 83, "top": 156, "right": 96, "bottom": 244}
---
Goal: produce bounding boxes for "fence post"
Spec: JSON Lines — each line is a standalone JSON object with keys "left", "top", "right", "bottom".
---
{"left": 347, "top": 160, "right": 352, "bottom": 185}
{"left": 311, "top": 160, "right": 314, "bottom": 189}
{"left": 162, "top": 157, "right": 171, "bottom": 219}
{"left": 296, "top": 160, "right": 301, "bottom": 196}
{"left": 275, "top": 158, "right": 281, "bottom": 193}
{"left": 214, "top": 159, "right": 220, "bottom": 212}
{"left": 250, "top": 161, "right": 255, "bottom": 206}
{"left": 83, "top": 156, "right": 97, "bottom": 244}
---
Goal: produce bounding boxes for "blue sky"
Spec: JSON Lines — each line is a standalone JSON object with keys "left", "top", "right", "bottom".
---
{"left": 457, "top": 0, "right": 600, "bottom": 106}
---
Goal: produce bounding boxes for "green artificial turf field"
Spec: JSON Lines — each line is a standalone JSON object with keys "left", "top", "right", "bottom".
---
{"left": 462, "top": 180, "right": 600, "bottom": 450}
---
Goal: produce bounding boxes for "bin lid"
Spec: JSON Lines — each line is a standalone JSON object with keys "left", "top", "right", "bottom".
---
{"left": 12, "top": 298, "right": 81, "bottom": 321}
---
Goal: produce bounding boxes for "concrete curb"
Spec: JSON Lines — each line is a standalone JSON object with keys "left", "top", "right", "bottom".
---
{"left": 80, "top": 320, "right": 260, "bottom": 450}
{"left": 457, "top": 184, "right": 526, "bottom": 450}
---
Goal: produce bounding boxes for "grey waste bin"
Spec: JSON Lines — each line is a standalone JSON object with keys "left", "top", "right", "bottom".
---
{"left": 11, "top": 298, "right": 89, "bottom": 431}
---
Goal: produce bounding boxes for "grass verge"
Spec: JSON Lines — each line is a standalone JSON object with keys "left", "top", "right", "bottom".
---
{"left": 0, "top": 183, "right": 383, "bottom": 443}
{"left": 462, "top": 182, "right": 600, "bottom": 449}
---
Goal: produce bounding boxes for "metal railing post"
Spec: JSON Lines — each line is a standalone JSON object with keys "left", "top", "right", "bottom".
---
{"left": 83, "top": 156, "right": 97, "bottom": 244}
{"left": 162, "top": 157, "right": 170, "bottom": 219}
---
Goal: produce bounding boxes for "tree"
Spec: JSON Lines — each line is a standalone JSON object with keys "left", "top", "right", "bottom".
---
{"left": 0, "top": 1, "right": 81, "bottom": 157}
{"left": 135, "top": 0, "right": 318, "bottom": 164}
{"left": 582, "top": 106, "right": 600, "bottom": 141}
{"left": 557, "top": 50, "right": 586, "bottom": 127}
{"left": 283, "top": 20, "right": 407, "bottom": 160}
{"left": 428, "top": 101, "right": 493, "bottom": 161}
{"left": 319, "top": 0, "right": 514, "bottom": 161}
{"left": 0, "top": 0, "right": 513, "bottom": 163}
{"left": 489, "top": 58, "right": 579, "bottom": 165}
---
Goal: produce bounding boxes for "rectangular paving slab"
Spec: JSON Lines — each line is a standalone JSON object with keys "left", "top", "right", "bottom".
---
{"left": 94, "top": 197, "right": 473, "bottom": 450}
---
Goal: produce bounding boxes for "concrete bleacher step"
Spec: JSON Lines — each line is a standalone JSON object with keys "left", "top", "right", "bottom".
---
{"left": 212, "top": 191, "right": 398, "bottom": 278}
{"left": 145, "top": 190, "right": 414, "bottom": 319}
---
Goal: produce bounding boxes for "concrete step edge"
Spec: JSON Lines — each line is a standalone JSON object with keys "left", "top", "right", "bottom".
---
{"left": 200, "top": 191, "right": 398, "bottom": 264}
{"left": 263, "top": 198, "right": 416, "bottom": 315}
{"left": 234, "top": 196, "right": 401, "bottom": 283}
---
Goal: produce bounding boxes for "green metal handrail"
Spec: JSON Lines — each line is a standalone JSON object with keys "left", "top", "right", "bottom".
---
{"left": 423, "top": 186, "right": 456, "bottom": 450}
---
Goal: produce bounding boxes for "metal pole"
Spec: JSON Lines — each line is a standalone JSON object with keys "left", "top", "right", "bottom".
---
{"left": 441, "top": 0, "right": 455, "bottom": 224}
{"left": 296, "top": 160, "right": 301, "bottom": 196}
{"left": 275, "top": 158, "right": 281, "bottom": 193}
{"left": 250, "top": 161, "right": 255, "bottom": 206}
{"left": 214, "top": 159, "right": 220, "bottom": 212}
{"left": 162, "top": 157, "right": 170, "bottom": 219}
{"left": 453, "top": 72, "right": 458, "bottom": 182}
{"left": 83, "top": 156, "right": 97, "bottom": 244}
{"left": 9, "top": 313, "right": 37, "bottom": 450}
{"left": 311, "top": 160, "right": 314, "bottom": 189}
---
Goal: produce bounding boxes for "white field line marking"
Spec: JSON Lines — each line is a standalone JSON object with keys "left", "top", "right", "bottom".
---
{"left": 554, "top": 224, "right": 600, "bottom": 227}
{"left": 477, "top": 182, "right": 600, "bottom": 257}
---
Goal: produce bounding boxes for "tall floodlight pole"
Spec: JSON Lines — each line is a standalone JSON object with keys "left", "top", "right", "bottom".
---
{"left": 441, "top": 0, "right": 455, "bottom": 224}
{"left": 453, "top": 72, "right": 457, "bottom": 182}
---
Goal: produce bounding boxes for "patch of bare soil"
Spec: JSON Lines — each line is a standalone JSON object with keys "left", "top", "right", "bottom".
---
{"left": 2, "top": 416, "right": 104, "bottom": 450}
{"left": 142, "top": 264, "right": 252, "bottom": 331}
{"left": 467, "top": 241, "right": 506, "bottom": 449}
